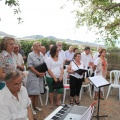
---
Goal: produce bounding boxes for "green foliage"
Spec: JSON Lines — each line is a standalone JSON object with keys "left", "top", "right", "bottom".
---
{"left": 5, "top": 0, "right": 23, "bottom": 24}
{"left": 107, "top": 46, "right": 120, "bottom": 53}
{"left": 68, "top": 0, "right": 120, "bottom": 46}
{"left": 106, "top": 53, "right": 120, "bottom": 64}
{"left": 19, "top": 39, "right": 72, "bottom": 57}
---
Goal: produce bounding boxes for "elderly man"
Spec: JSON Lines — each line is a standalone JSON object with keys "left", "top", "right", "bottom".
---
{"left": 65, "top": 46, "right": 74, "bottom": 65}
{"left": 13, "top": 44, "right": 25, "bottom": 71}
{"left": 81, "top": 47, "right": 93, "bottom": 69}
{"left": 41, "top": 46, "right": 48, "bottom": 61}
{"left": 0, "top": 70, "right": 34, "bottom": 120}
{"left": 56, "top": 41, "right": 66, "bottom": 63}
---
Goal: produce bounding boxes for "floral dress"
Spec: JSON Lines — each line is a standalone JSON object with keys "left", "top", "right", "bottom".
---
{"left": 0, "top": 50, "right": 16, "bottom": 89}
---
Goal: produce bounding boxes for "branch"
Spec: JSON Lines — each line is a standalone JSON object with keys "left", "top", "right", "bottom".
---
{"left": 92, "top": 3, "right": 120, "bottom": 15}
{"left": 105, "top": 3, "right": 120, "bottom": 11}
{"left": 105, "top": 22, "right": 120, "bottom": 29}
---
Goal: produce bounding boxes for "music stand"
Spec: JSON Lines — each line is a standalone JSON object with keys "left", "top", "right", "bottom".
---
{"left": 88, "top": 75, "right": 110, "bottom": 120}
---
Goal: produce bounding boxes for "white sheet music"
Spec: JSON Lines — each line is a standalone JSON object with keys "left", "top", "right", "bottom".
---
{"left": 89, "top": 75, "right": 110, "bottom": 88}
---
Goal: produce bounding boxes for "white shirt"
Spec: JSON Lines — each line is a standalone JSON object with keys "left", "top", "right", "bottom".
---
{"left": 81, "top": 52, "right": 93, "bottom": 68}
{"left": 65, "top": 50, "right": 74, "bottom": 61}
{"left": 94, "top": 57, "right": 102, "bottom": 76}
{"left": 93, "top": 52, "right": 99, "bottom": 62}
{"left": 70, "top": 61, "right": 84, "bottom": 79}
{"left": 41, "top": 53, "right": 48, "bottom": 61}
{"left": 58, "top": 50, "right": 66, "bottom": 62}
{"left": 45, "top": 57, "right": 63, "bottom": 78}
{"left": 0, "top": 86, "right": 31, "bottom": 120}
{"left": 13, "top": 53, "right": 24, "bottom": 70}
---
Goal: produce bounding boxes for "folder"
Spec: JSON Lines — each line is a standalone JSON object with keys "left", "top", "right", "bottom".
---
{"left": 75, "top": 69, "right": 87, "bottom": 75}
{"left": 35, "top": 62, "right": 48, "bottom": 73}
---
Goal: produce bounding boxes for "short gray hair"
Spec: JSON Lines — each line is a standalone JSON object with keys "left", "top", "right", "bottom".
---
{"left": 0, "top": 36, "right": 15, "bottom": 51}
{"left": 56, "top": 41, "right": 62, "bottom": 46}
{"left": 4, "top": 70, "right": 21, "bottom": 82}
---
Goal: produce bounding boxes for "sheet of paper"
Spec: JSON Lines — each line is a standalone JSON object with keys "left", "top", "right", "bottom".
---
{"left": 89, "top": 75, "right": 110, "bottom": 88}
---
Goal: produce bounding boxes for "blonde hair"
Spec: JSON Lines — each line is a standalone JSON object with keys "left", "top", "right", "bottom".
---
{"left": 0, "top": 36, "right": 15, "bottom": 50}
{"left": 32, "top": 41, "right": 41, "bottom": 49}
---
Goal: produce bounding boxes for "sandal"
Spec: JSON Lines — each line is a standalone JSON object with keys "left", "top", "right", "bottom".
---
{"left": 75, "top": 100, "right": 80, "bottom": 105}
{"left": 56, "top": 103, "right": 61, "bottom": 106}
{"left": 70, "top": 100, "right": 74, "bottom": 106}
{"left": 49, "top": 104, "right": 54, "bottom": 109}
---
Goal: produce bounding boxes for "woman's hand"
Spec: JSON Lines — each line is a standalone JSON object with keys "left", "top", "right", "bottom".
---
{"left": 70, "top": 70, "right": 75, "bottom": 74}
{"left": 59, "top": 76, "right": 63, "bottom": 81}
{"left": 38, "top": 72, "right": 45, "bottom": 77}
{"left": 54, "top": 78, "right": 58, "bottom": 82}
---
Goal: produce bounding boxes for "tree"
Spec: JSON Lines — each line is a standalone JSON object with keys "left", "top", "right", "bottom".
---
{"left": 67, "top": 0, "right": 120, "bottom": 46}
{"left": 5, "top": 0, "right": 23, "bottom": 24}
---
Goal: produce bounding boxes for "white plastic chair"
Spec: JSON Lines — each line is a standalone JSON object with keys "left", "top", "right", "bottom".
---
{"left": 62, "top": 69, "right": 70, "bottom": 103}
{"left": 44, "top": 76, "right": 49, "bottom": 105}
{"left": 79, "top": 69, "right": 92, "bottom": 100}
{"left": 106, "top": 70, "right": 120, "bottom": 101}
{"left": 22, "top": 71, "right": 28, "bottom": 87}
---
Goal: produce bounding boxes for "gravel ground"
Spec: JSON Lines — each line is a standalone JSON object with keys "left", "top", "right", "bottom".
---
{"left": 34, "top": 85, "right": 120, "bottom": 120}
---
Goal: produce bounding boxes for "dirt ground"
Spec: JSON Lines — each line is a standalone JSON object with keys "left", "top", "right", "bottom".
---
{"left": 34, "top": 85, "right": 120, "bottom": 120}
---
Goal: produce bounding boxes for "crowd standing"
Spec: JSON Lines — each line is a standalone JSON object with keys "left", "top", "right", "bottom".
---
{"left": 0, "top": 36, "right": 108, "bottom": 119}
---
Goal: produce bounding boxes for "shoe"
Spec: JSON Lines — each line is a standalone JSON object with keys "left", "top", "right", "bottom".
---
{"left": 32, "top": 109, "right": 37, "bottom": 115}
{"left": 75, "top": 100, "right": 80, "bottom": 105}
{"left": 35, "top": 107, "right": 42, "bottom": 111}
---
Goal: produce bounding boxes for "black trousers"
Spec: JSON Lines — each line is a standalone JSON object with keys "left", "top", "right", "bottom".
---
{"left": 70, "top": 75, "right": 83, "bottom": 97}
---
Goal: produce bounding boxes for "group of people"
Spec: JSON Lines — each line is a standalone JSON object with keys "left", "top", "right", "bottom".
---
{"left": 0, "top": 37, "right": 34, "bottom": 120}
{"left": 0, "top": 36, "right": 108, "bottom": 119}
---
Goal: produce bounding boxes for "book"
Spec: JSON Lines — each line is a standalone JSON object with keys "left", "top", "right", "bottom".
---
{"left": 88, "top": 75, "right": 110, "bottom": 88}
{"left": 75, "top": 69, "right": 87, "bottom": 75}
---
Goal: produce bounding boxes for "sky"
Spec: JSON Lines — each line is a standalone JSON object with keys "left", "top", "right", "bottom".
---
{"left": 0, "top": 0, "right": 102, "bottom": 44}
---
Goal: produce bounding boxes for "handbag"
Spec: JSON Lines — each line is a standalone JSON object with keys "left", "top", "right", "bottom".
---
{"left": 52, "top": 79, "right": 63, "bottom": 89}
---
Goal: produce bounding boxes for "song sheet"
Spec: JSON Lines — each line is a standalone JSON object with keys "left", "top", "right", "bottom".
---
{"left": 89, "top": 75, "right": 110, "bottom": 88}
